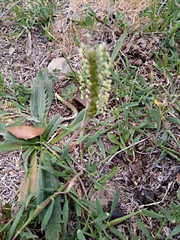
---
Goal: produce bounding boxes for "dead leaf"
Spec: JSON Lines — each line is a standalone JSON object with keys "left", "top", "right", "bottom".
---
{"left": 28, "top": 151, "right": 38, "bottom": 193}
{"left": 68, "top": 142, "right": 77, "bottom": 152}
{"left": 18, "top": 177, "right": 29, "bottom": 202}
{"left": 7, "top": 125, "right": 45, "bottom": 140}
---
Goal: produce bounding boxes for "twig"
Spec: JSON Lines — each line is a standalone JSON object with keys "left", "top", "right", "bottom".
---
{"left": 139, "top": 181, "right": 173, "bottom": 209}
{"left": 100, "top": 136, "right": 152, "bottom": 173}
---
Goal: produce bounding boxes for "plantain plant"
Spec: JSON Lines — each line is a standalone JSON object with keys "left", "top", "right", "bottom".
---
{"left": 0, "top": 68, "right": 86, "bottom": 239}
{"left": 0, "top": 46, "right": 127, "bottom": 239}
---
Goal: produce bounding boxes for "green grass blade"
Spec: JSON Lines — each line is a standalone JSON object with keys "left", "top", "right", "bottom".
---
{"left": 109, "top": 226, "right": 126, "bottom": 239}
{"left": 111, "top": 29, "right": 127, "bottom": 62}
{"left": 84, "top": 130, "right": 101, "bottom": 149}
{"left": 106, "top": 210, "right": 140, "bottom": 227}
{"left": 136, "top": 218, "right": 153, "bottom": 240}
{"left": 6, "top": 204, "right": 25, "bottom": 240}
{"left": 141, "top": 209, "right": 164, "bottom": 221}
{"left": 97, "top": 136, "right": 106, "bottom": 157}
{"left": 77, "top": 229, "right": 87, "bottom": 240}
{"left": 159, "top": 145, "right": 180, "bottom": 161}
{"left": 165, "top": 116, "right": 180, "bottom": 124}
{"left": 50, "top": 109, "right": 85, "bottom": 144}
{"left": 166, "top": 226, "right": 180, "bottom": 239}
{"left": 98, "top": 166, "right": 121, "bottom": 187}
{"left": 92, "top": 213, "right": 109, "bottom": 223}
{"left": 22, "top": 146, "right": 35, "bottom": 173}
{"left": 63, "top": 196, "right": 69, "bottom": 233}
{"left": 109, "top": 189, "right": 120, "bottom": 217}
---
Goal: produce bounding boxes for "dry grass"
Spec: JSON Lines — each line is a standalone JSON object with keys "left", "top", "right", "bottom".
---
{"left": 52, "top": 0, "right": 154, "bottom": 61}
{"left": 69, "top": 0, "right": 152, "bottom": 24}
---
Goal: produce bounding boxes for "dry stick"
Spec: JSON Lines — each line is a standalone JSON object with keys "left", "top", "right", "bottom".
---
{"left": 0, "top": 0, "right": 22, "bottom": 18}
{"left": 139, "top": 181, "right": 174, "bottom": 209}
{"left": 100, "top": 136, "right": 152, "bottom": 173}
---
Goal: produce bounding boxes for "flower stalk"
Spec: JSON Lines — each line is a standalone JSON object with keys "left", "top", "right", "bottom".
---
{"left": 68, "top": 43, "right": 111, "bottom": 143}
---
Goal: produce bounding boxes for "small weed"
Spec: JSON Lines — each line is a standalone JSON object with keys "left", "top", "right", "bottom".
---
{"left": 139, "top": 0, "right": 179, "bottom": 32}
{"left": 108, "top": 130, "right": 133, "bottom": 155}
{"left": 13, "top": 0, "right": 57, "bottom": 29}
{"left": 61, "top": 83, "right": 77, "bottom": 100}
{"left": 139, "top": 0, "right": 180, "bottom": 75}
{"left": 155, "top": 48, "right": 180, "bottom": 75}
{"left": 6, "top": 0, "right": 65, "bottom": 40}
{"left": 114, "top": 11, "right": 130, "bottom": 29}
{"left": 1, "top": 73, "right": 31, "bottom": 109}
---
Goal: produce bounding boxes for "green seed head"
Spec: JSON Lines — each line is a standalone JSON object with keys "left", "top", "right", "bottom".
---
{"left": 78, "top": 43, "right": 112, "bottom": 118}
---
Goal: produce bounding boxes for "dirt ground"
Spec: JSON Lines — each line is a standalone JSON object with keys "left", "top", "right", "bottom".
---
{"left": 0, "top": 0, "right": 180, "bottom": 239}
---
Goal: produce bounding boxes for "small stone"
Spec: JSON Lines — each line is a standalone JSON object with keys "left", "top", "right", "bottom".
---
{"left": 47, "top": 57, "right": 70, "bottom": 74}
{"left": 9, "top": 47, "right": 16, "bottom": 56}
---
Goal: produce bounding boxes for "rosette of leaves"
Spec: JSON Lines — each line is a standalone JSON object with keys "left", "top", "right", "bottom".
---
{"left": 0, "top": 69, "right": 85, "bottom": 240}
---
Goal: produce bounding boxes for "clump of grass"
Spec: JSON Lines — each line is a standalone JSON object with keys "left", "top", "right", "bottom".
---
{"left": 139, "top": 0, "right": 180, "bottom": 75}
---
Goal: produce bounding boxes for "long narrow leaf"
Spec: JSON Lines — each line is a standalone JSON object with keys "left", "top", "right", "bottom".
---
{"left": 0, "top": 143, "right": 27, "bottom": 153}
{"left": 106, "top": 211, "right": 140, "bottom": 227}
{"left": 50, "top": 109, "right": 85, "bottom": 144}
{"left": 136, "top": 218, "right": 153, "bottom": 240}
{"left": 111, "top": 29, "right": 127, "bottom": 62}
{"left": 44, "top": 195, "right": 61, "bottom": 240}
{"left": 43, "top": 114, "right": 62, "bottom": 141}
{"left": 41, "top": 199, "right": 55, "bottom": 230}
{"left": 30, "top": 69, "right": 53, "bottom": 127}
{"left": 141, "top": 209, "right": 164, "bottom": 221}
{"left": 109, "top": 189, "right": 120, "bottom": 217}
{"left": 22, "top": 146, "right": 35, "bottom": 173}
{"left": 84, "top": 130, "right": 101, "bottom": 149}
{"left": 92, "top": 213, "right": 109, "bottom": 223}
{"left": 77, "top": 230, "right": 86, "bottom": 240}
{"left": 109, "top": 226, "right": 126, "bottom": 239}
{"left": 63, "top": 196, "right": 69, "bottom": 233}
{"left": 166, "top": 226, "right": 180, "bottom": 239}
{"left": 6, "top": 204, "right": 25, "bottom": 240}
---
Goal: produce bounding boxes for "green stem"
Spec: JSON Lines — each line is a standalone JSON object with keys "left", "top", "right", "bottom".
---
{"left": 105, "top": 210, "right": 141, "bottom": 228}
